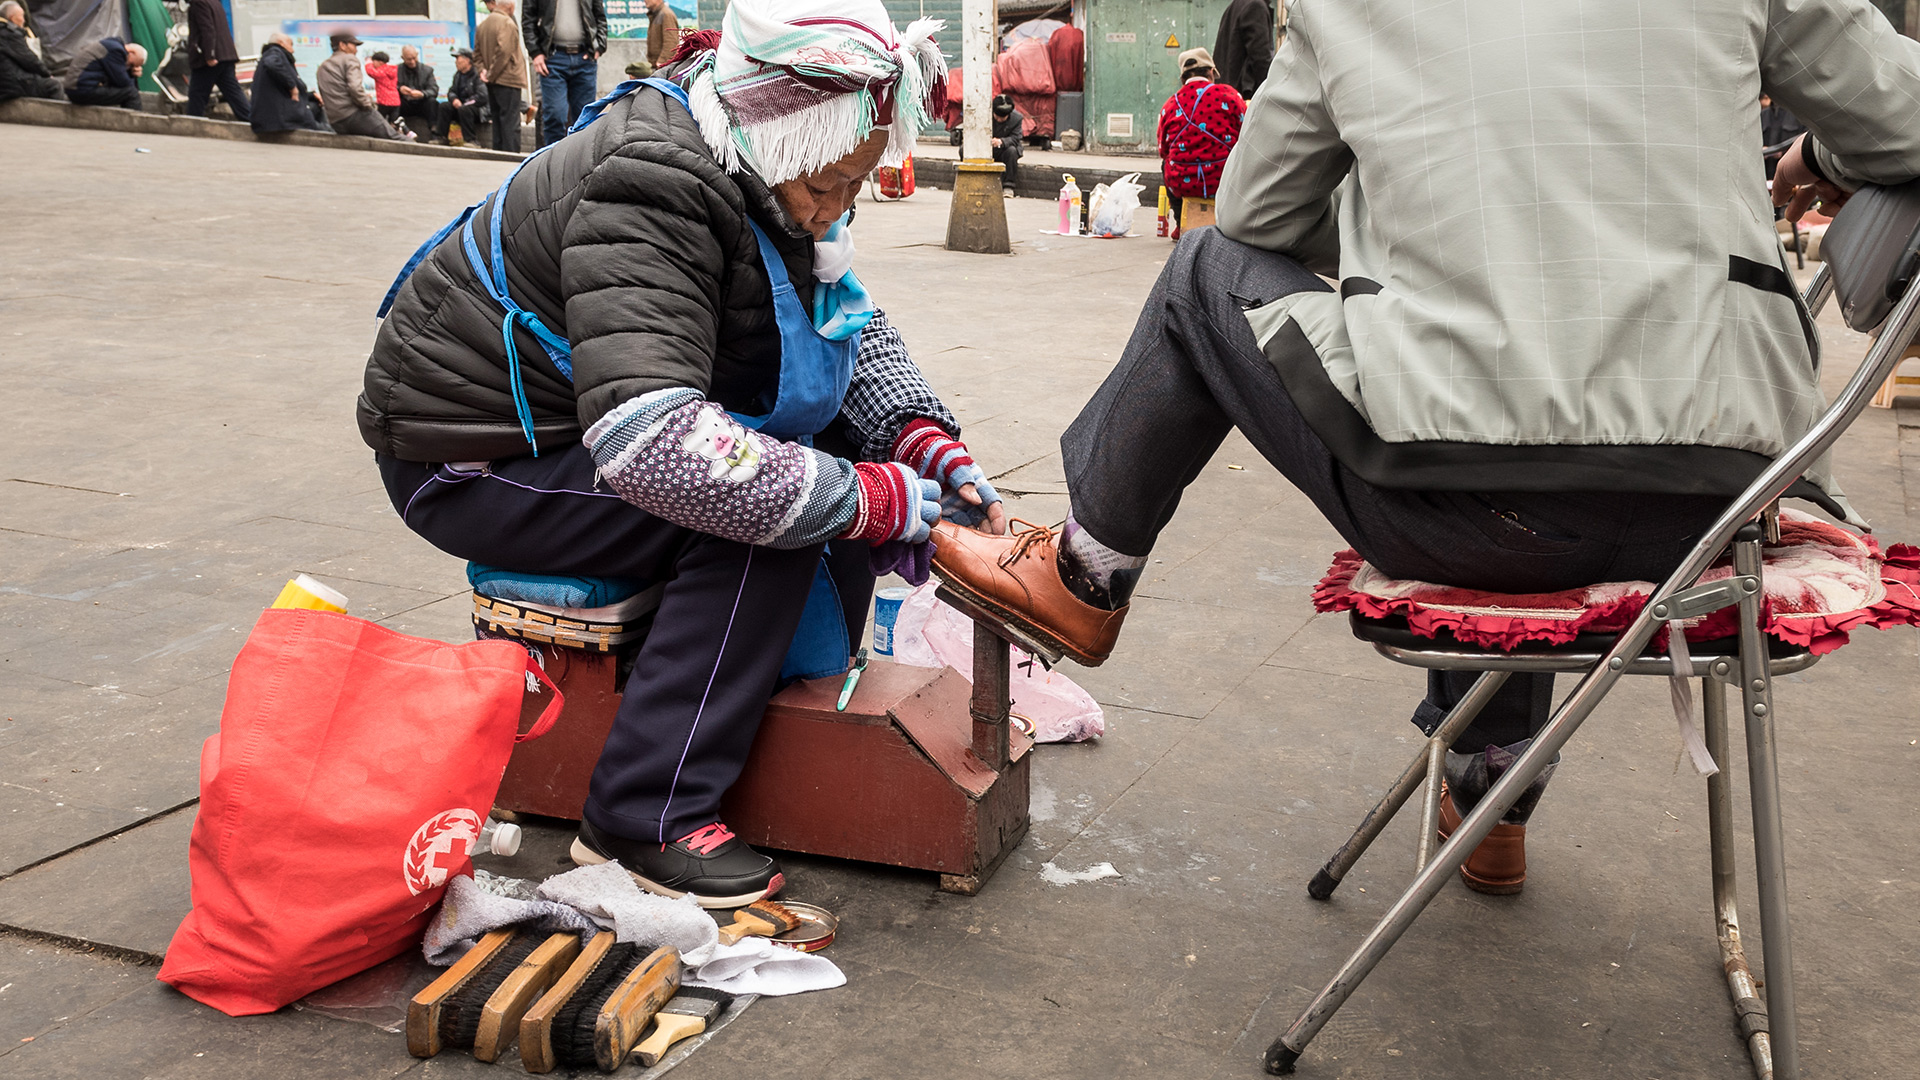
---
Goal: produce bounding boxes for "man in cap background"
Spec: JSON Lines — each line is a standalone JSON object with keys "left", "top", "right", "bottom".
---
{"left": 438, "top": 46, "right": 490, "bottom": 146}
{"left": 991, "top": 93, "right": 1023, "bottom": 195}
{"left": 317, "top": 32, "right": 402, "bottom": 139}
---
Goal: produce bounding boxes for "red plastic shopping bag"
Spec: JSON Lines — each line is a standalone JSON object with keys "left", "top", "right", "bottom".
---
{"left": 157, "top": 608, "right": 562, "bottom": 1015}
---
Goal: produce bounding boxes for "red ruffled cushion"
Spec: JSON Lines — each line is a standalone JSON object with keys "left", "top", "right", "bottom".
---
{"left": 1313, "top": 511, "right": 1920, "bottom": 657}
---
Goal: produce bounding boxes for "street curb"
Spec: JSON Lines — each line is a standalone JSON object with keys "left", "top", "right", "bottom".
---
{"left": 0, "top": 97, "right": 525, "bottom": 162}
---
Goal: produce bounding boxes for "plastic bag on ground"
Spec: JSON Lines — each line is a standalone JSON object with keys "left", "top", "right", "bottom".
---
{"left": 889, "top": 582, "right": 1104, "bottom": 743}
{"left": 1087, "top": 172, "right": 1144, "bottom": 237}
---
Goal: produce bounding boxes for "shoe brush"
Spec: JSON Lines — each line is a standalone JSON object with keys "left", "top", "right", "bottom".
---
{"left": 467, "top": 932, "right": 582, "bottom": 1061}
{"left": 715, "top": 899, "right": 803, "bottom": 945}
{"left": 407, "top": 928, "right": 532, "bottom": 1058}
{"left": 519, "top": 935, "right": 682, "bottom": 1073}
{"left": 632, "top": 987, "right": 734, "bottom": 1066}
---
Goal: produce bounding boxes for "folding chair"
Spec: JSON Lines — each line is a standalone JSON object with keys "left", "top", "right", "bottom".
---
{"left": 1265, "top": 179, "right": 1920, "bottom": 1079}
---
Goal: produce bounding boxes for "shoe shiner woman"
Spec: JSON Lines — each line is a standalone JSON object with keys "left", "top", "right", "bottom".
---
{"left": 361, "top": 0, "right": 1007, "bottom": 908}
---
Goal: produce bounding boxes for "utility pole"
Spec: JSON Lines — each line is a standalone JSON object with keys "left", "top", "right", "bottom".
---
{"left": 944, "top": 0, "right": 1011, "bottom": 253}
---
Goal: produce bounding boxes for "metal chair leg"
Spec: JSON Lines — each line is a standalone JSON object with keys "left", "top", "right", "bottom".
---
{"left": 1268, "top": 677, "right": 1593, "bottom": 1074}
{"left": 1705, "top": 676, "right": 1775, "bottom": 1079}
{"left": 1414, "top": 736, "right": 1447, "bottom": 872}
{"left": 1308, "top": 671, "right": 1510, "bottom": 900}
{"left": 1733, "top": 533, "right": 1801, "bottom": 1079}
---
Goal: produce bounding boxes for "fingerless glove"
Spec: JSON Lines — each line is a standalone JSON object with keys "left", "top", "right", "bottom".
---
{"left": 843, "top": 461, "right": 942, "bottom": 544}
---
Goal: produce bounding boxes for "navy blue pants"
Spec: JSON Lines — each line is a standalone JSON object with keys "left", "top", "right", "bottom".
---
{"left": 537, "top": 49, "right": 598, "bottom": 147}
{"left": 378, "top": 445, "right": 875, "bottom": 843}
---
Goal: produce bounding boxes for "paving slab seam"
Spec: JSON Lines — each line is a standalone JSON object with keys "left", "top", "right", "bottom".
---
{"left": 0, "top": 924, "right": 162, "bottom": 967}
{"left": 0, "top": 797, "right": 198, "bottom": 883}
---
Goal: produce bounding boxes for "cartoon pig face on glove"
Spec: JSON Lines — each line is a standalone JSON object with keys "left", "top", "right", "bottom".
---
{"left": 681, "top": 408, "right": 765, "bottom": 483}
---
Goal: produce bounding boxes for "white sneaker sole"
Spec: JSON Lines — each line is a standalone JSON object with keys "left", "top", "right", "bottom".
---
{"left": 568, "top": 837, "right": 780, "bottom": 910}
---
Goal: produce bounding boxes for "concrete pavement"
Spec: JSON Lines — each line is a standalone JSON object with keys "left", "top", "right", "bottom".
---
{"left": 2, "top": 120, "right": 1918, "bottom": 1079}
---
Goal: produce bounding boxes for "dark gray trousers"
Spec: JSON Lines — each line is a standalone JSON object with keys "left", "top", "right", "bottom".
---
{"left": 1062, "top": 228, "right": 1724, "bottom": 746}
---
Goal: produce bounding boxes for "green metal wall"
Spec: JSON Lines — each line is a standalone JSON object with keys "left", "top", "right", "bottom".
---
{"left": 1085, "top": 0, "right": 1237, "bottom": 150}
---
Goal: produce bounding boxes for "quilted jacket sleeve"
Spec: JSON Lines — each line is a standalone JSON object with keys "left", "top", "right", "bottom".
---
{"left": 560, "top": 136, "right": 747, "bottom": 428}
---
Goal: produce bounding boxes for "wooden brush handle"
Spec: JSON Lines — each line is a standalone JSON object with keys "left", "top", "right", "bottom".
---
{"left": 716, "top": 915, "right": 773, "bottom": 945}
{"left": 632, "top": 1014, "right": 706, "bottom": 1067}
{"left": 594, "top": 946, "right": 682, "bottom": 1072}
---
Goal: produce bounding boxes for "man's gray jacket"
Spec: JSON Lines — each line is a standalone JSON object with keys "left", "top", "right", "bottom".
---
{"left": 316, "top": 51, "right": 376, "bottom": 124}
{"left": 1219, "top": 0, "right": 1920, "bottom": 519}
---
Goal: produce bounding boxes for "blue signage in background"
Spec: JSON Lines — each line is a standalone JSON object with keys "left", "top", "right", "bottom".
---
{"left": 280, "top": 19, "right": 471, "bottom": 92}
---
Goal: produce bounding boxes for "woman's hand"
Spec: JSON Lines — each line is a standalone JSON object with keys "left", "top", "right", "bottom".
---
{"left": 893, "top": 420, "right": 1008, "bottom": 535}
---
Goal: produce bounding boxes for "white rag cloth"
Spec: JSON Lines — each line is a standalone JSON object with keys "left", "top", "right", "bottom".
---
{"left": 423, "top": 863, "right": 843, "bottom": 997}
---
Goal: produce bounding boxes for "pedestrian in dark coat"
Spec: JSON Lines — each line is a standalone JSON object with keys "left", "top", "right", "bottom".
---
{"left": 250, "top": 34, "right": 326, "bottom": 133}
{"left": 71, "top": 38, "right": 144, "bottom": 109}
{"left": 990, "top": 94, "right": 1023, "bottom": 193}
{"left": 0, "top": 5, "right": 62, "bottom": 103}
{"left": 396, "top": 46, "right": 441, "bottom": 140}
{"left": 185, "top": 0, "right": 250, "bottom": 121}
{"left": 1212, "top": 0, "right": 1275, "bottom": 99}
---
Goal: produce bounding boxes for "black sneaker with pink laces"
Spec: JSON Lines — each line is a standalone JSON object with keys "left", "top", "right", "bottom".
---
{"left": 571, "top": 819, "right": 785, "bottom": 909}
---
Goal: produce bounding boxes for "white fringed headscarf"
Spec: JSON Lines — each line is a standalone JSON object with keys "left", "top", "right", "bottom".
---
{"left": 680, "top": 0, "right": 945, "bottom": 187}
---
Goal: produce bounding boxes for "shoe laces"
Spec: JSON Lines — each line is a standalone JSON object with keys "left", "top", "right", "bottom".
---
{"left": 1001, "top": 519, "right": 1062, "bottom": 569}
{"left": 675, "top": 821, "right": 735, "bottom": 855}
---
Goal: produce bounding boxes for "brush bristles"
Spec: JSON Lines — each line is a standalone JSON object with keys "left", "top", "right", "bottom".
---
{"left": 659, "top": 986, "right": 733, "bottom": 1019}
{"left": 743, "top": 900, "right": 801, "bottom": 932}
{"left": 553, "top": 942, "right": 643, "bottom": 1067}
{"left": 437, "top": 933, "right": 541, "bottom": 1050}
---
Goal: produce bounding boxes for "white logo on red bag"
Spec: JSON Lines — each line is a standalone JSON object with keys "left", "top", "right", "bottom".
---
{"left": 403, "top": 808, "right": 482, "bottom": 896}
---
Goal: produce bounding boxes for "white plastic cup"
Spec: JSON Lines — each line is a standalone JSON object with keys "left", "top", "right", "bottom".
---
{"left": 871, "top": 586, "right": 914, "bottom": 656}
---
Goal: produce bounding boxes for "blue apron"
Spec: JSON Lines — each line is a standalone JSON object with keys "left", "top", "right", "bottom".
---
{"left": 381, "top": 77, "right": 864, "bottom": 682}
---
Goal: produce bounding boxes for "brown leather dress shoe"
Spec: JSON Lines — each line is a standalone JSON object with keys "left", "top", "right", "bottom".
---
{"left": 1436, "top": 785, "right": 1527, "bottom": 895}
{"left": 929, "top": 520, "right": 1128, "bottom": 666}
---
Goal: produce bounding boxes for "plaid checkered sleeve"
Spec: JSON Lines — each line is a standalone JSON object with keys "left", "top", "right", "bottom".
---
{"left": 839, "top": 309, "right": 958, "bottom": 462}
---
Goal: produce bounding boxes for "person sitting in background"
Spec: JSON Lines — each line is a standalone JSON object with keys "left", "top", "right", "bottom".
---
{"left": 250, "top": 31, "right": 327, "bottom": 133}
{"left": 317, "top": 32, "right": 403, "bottom": 139}
{"left": 991, "top": 93, "right": 1023, "bottom": 196}
{"left": 396, "top": 46, "right": 441, "bottom": 142}
{"left": 437, "top": 47, "right": 489, "bottom": 145}
{"left": 70, "top": 38, "right": 144, "bottom": 110}
{"left": 0, "top": 1, "right": 63, "bottom": 103}
{"left": 185, "top": 0, "right": 250, "bottom": 122}
{"left": 366, "top": 50, "right": 402, "bottom": 125}
{"left": 1157, "top": 48, "right": 1246, "bottom": 204}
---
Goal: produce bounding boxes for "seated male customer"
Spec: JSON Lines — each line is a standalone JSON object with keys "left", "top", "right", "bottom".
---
{"left": 70, "top": 38, "right": 144, "bottom": 109}
{"left": 363, "top": 0, "right": 1003, "bottom": 907}
{"left": 932, "top": 0, "right": 1920, "bottom": 896}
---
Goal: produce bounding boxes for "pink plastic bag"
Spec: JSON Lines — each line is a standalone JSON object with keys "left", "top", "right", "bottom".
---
{"left": 889, "top": 583, "right": 1104, "bottom": 742}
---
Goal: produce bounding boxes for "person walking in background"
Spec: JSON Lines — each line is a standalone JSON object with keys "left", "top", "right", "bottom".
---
{"left": 475, "top": 0, "right": 528, "bottom": 152}
{"left": 1212, "top": 0, "right": 1274, "bottom": 100}
{"left": 396, "top": 46, "right": 440, "bottom": 141}
{"left": 250, "top": 31, "right": 327, "bottom": 132}
{"left": 438, "top": 47, "right": 490, "bottom": 145}
{"left": 185, "top": 0, "right": 250, "bottom": 122}
{"left": 524, "top": 0, "right": 605, "bottom": 147}
{"left": 0, "top": 1, "right": 63, "bottom": 103}
{"left": 366, "top": 50, "right": 401, "bottom": 126}
{"left": 1157, "top": 48, "right": 1246, "bottom": 203}
{"left": 645, "top": 0, "right": 678, "bottom": 68}
{"left": 317, "top": 32, "right": 402, "bottom": 139}
{"left": 70, "top": 38, "right": 144, "bottom": 109}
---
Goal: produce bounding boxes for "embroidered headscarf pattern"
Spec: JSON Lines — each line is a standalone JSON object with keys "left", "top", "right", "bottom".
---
{"left": 680, "top": 0, "right": 947, "bottom": 186}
